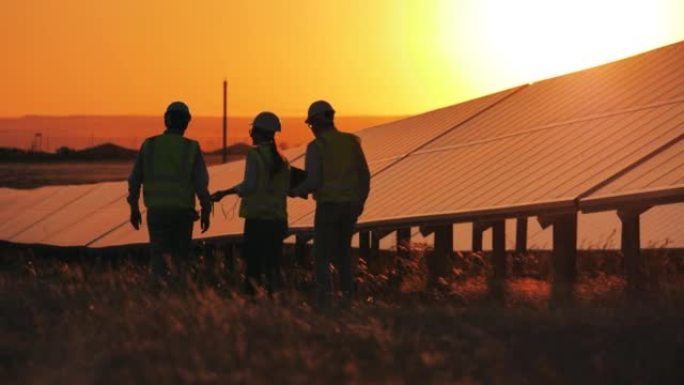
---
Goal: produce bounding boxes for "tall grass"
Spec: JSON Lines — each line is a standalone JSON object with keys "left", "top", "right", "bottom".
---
{"left": 2, "top": 245, "right": 684, "bottom": 384}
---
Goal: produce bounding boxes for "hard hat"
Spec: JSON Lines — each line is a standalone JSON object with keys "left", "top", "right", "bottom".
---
{"left": 252, "top": 111, "right": 281, "bottom": 132}
{"left": 305, "top": 100, "right": 335, "bottom": 124}
{"left": 166, "top": 101, "right": 191, "bottom": 116}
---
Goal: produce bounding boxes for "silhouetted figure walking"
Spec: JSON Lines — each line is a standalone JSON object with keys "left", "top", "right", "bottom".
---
{"left": 127, "top": 101, "right": 211, "bottom": 283}
{"left": 211, "top": 112, "right": 290, "bottom": 295}
{"left": 290, "top": 100, "right": 370, "bottom": 307}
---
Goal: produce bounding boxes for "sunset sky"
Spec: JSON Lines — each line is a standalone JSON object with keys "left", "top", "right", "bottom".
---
{"left": 1, "top": 0, "right": 683, "bottom": 119}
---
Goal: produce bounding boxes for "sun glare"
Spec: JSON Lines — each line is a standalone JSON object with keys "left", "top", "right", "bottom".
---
{"left": 438, "top": 0, "right": 681, "bottom": 88}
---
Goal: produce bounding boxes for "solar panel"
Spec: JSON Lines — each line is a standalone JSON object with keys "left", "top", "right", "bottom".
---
{"left": 420, "top": 42, "right": 684, "bottom": 149}
{"left": 12, "top": 181, "right": 128, "bottom": 246}
{"left": 2, "top": 42, "right": 683, "bottom": 251}
{"left": 289, "top": 103, "right": 682, "bottom": 230}
{"left": 4, "top": 184, "right": 98, "bottom": 245}
{"left": 580, "top": 137, "right": 684, "bottom": 211}
{"left": 0, "top": 187, "right": 58, "bottom": 239}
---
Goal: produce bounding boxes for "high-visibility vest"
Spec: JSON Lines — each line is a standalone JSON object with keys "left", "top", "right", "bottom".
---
{"left": 239, "top": 144, "right": 290, "bottom": 220}
{"left": 313, "top": 130, "right": 363, "bottom": 203}
{"left": 142, "top": 133, "right": 199, "bottom": 210}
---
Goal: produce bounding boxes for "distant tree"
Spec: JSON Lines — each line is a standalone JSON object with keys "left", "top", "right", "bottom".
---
{"left": 56, "top": 146, "right": 75, "bottom": 157}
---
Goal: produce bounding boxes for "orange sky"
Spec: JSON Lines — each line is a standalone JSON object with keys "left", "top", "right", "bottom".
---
{"left": 1, "top": 0, "right": 683, "bottom": 118}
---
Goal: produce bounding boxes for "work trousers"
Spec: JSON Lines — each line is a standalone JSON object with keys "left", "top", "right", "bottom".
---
{"left": 147, "top": 208, "right": 195, "bottom": 280}
{"left": 242, "top": 218, "right": 287, "bottom": 295}
{"left": 313, "top": 201, "right": 360, "bottom": 306}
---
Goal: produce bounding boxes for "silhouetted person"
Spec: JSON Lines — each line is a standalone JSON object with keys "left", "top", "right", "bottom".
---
{"left": 290, "top": 100, "right": 370, "bottom": 307}
{"left": 211, "top": 112, "right": 290, "bottom": 295}
{"left": 127, "top": 101, "right": 211, "bottom": 282}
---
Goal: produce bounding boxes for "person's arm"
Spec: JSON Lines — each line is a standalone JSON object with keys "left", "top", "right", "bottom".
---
{"left": 290, "top": 142, "right": 322, "bottom": 196}
{"left": 233, "top": 150, "right": 259, "bottom": 197}
{"left": 211, "top": 150, "right": 259, "bottom": 202}
{"left": 127, "top": 145, "right": 144, "bottom": 208}
{"left": 192, "top": 145, "right": 211, "bottom": 233}
{"left": 127, "top": 142, "right": 145, "bottom": 229}
{"left": 192, "top": 149, "right": 211, "bottom": 216}
{"left": 355, "top": 138, "right": 371, "bottom": 205}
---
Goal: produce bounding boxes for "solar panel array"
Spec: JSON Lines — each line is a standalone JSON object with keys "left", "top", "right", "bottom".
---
{"left": 349, "top": 103, "right": 683, "bottom": 228}
{"left": 579, "top": 138, "right": 684, "bottom": 212}
{"left": 1, "top": 42, "right": 682, "bottom": 250}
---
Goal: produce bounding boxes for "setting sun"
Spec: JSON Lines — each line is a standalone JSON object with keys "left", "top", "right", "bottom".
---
{"left": 437, "top": 0, "right": 684, "bottom": 91}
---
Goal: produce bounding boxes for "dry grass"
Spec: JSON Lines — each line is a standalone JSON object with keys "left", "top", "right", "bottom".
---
{"left": 2, "top": 245, "right": 684, "bottom": 385}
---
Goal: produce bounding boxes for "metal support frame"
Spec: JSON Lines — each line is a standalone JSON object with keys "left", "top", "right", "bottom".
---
{"left": 370, "top": 230, "right": 381, "bottom": 258}
{"left": 472, "top": 220, "right": 492, "bottom": 252}
{"left": 512, "top": 216, "right": 528, "bottom": 277}
{"left": 428, "top": 224, "right": 453, "bottom": 283}
{"left": 295, "top": 234, "right": 311, "bottom": 267}
{"left": 359, "top": 231, "right": 370, "bottom": 260}
{"left": 544, "top": 212, "right": 578, "bottom": 305}
{"left": 515, "top": 216, "right": 528, "bottom": 253}
{"left": 618, "top": 206, "right": 651, "bottom": 296}
{"left": 396, "top": 227, "right": 411, "bottom": 257}
{"left": 363, "top": 230, "right": 383, "bottom": 274}
{"left": 489, "top": 219, "right": 506, "bottom": 300}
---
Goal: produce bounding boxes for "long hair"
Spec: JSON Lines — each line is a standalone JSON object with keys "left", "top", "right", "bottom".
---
{"left": 255, "top": 129, "right": 285, "bottom": 176}
{"left": 267, "top": 141, "right": 285, "bottom": 176}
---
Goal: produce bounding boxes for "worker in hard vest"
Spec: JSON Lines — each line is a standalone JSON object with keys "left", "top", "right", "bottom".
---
{"left": 290, "top": 100, "right": 370, "bottom": 307}
{"left": 127, "top": 101, "right": 211, "bottom": 281}
{"left": 211, "top": 112, "right": 290, "bottom": 295}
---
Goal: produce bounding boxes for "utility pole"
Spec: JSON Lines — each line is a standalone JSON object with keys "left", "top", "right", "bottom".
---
{"left": 222, "top": 79, "right": 228, "bottom": 163}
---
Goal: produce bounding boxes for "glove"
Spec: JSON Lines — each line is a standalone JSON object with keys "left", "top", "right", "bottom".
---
{"left": 130, "top": 207, "right": 142, "bottom": 230}
{"left": 210, "top": 191, "right": 226, "bottom": 202}
{"left": 210, "top": 188, "right": 236, "bottom": 202}
{"left": 201, "top": 210, "right": 210, "bottom": 233}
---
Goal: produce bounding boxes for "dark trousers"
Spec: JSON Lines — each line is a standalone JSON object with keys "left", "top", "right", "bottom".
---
{"left": 243, "top": 218, "right": 287, "bottom": 295}
{"left": 147, "top": 208, "right": 195, "bottom": 280}
{"left": 314, "top": 202, "right": 360, "bottom": 306}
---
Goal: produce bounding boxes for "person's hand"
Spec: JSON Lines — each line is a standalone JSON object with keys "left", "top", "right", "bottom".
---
{"left": 130, "top": 207, "right": 142, "bottom": 230}
{"left": 210, "top": 190, "right": 226, "bottom": 202}
{"left": 211, "top": 188, "right": 236, "bottom": 202}
{"left": 201, "top": 211, "right": 210, "bottom": 233}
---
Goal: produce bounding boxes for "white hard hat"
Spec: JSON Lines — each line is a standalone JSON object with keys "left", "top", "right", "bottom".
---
{"left": 252, "top": 111, "right": 281, "bottom": 132}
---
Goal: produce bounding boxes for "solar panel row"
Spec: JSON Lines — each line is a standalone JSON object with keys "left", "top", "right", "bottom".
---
{"left": 1, "top": 42, "right": 682, "bottom": 249}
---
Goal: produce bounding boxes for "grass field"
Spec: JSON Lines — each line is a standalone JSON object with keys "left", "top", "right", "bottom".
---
{"left": 3, "top": 245, "right": 684, "bottom": 384}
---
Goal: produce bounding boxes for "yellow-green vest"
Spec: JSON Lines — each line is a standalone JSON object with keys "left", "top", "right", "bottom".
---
{"left": 313, "top": 130, "right": 363, "bottom": 203}
{"left": 142, "top": 133, "right": 199, "bottom": 210}
{"left": 239, "top": 144, "right": 289, "bottom": 220}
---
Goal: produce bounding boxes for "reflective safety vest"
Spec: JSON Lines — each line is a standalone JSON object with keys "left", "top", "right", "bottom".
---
{"left": 142, "top": 133, "right": 199, "bottom": 210}
{"left": 239, "top": 144, "right": 290, "bottom": 220}
{"left": 313, "top": 130, "right": 363, "bottom": 203}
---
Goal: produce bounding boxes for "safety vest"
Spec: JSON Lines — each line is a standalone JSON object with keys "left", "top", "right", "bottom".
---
{"left": 239, "top": 144, "right": 290, "bottom": 220}
{"left": 142, "top": 133, "right": 199, "bottom": 210}
{"left": 313, "top": 130, "right": 363, "bottom": 203}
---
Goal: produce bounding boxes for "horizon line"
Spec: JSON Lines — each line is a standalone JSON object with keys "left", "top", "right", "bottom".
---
{"left": 0, "top": 113, "right": 409, "bottom": 119}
